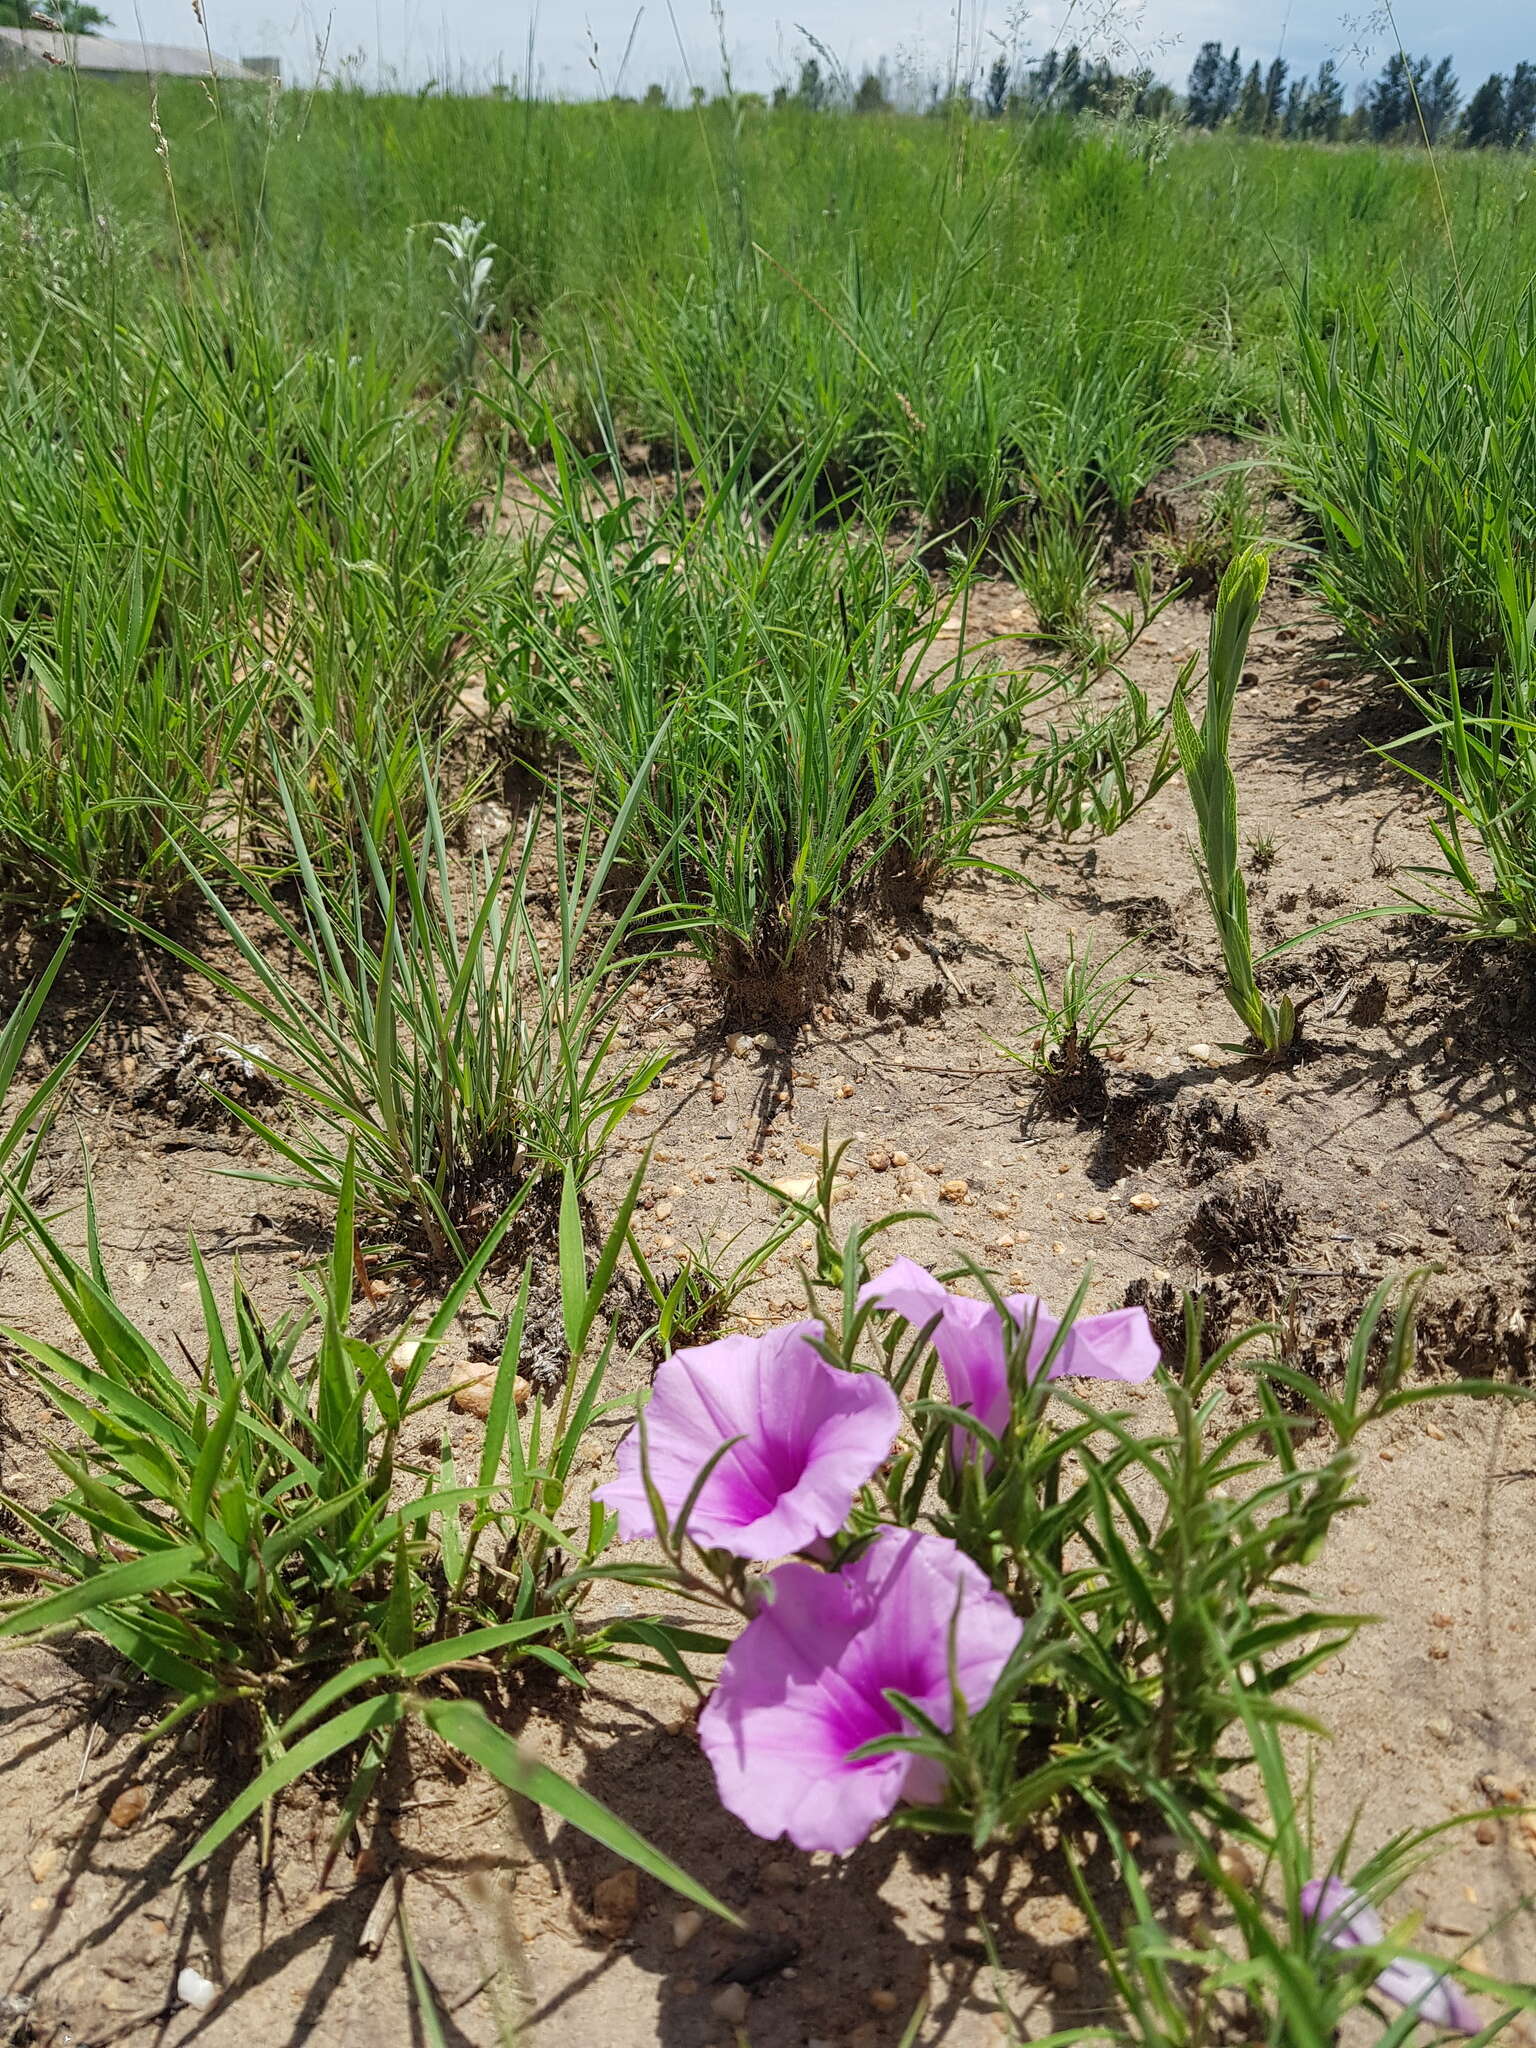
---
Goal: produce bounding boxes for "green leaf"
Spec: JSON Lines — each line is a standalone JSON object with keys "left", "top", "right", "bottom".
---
{"left": 415, "top": 1696, "right": 740, "bottom": 1921}
{"left": 0, "top": 1543, "right": 204, "bottom": 1638}
{"left": 186, "top": 1373, "right": 243, "bottom": 1543}
{"left": 173, "top": 1692, "right": 405, "bottom": 1876}
{"left": 558, "top": 1167, "right": 586, "bottom": 1357}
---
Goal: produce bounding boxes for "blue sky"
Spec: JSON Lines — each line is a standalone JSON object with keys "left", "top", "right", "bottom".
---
{"left": 121, "top": 0, "right": 1519, "bottom": 99}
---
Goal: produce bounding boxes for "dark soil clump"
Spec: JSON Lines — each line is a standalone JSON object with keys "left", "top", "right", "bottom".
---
{"left": 1186, "top": 1172, "right": 1299, "bottom": 1268}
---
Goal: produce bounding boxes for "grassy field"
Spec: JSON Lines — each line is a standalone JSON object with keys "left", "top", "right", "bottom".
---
{"left": 0, "top": 72, "right": 1534, "bottom": 2046}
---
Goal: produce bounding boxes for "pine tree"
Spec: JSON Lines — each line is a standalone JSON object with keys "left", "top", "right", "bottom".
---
{"left": 1058, "top": 44, "right": 1083, "bottom": 108}
{"left": 1460, "top": 74, "right": 1506, "bottom": 146}
{"left": 1236, "top": 60, "right": 1267, "bottom": 132}
{"left": 1423, "top": 56, "right": 1460, "bottom": 140}
{"left": 793, "top": 57, "right": 827, "bottom": 111}
{"left": 1306, "top": 58, "right": 1345, "bottom": 139}
{"left": 853, "top": 69, "right": 889, "bottom": 113}
{"left": 985, "top": 55, "right": 1009, "bottom": 117}
{"left": 1262, "top": 56, "right": 1288, "bottom": 132}
{"left": 1030, "top": 49, "right": 1061, "bottom": 105}
{"left": 1505, "top": 61, "right": 1536, "bottom": 147}
{"left": 1186, "top": 41, "right": 1223, "bottom": 126}
{"left": 1366, "top": 52, "right": 1428, "bottom": 142}
{"left": 1218, "top": 47, "right": 1244, "bottom": 122}
{"left": 1283, "top": 76, "right": 1307, "bottom": 137}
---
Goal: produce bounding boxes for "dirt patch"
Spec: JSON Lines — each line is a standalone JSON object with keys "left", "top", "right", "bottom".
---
{"left": 4, "top": 576, "right": 1536, "bottom": 2043}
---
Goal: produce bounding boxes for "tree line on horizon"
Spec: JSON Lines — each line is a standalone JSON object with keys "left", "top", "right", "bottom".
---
{"left": 635, "top": 43, "right": 1534, "bottom": 151}
{"left": 1183, "top": 43, "right": 1534, "bottom": 148}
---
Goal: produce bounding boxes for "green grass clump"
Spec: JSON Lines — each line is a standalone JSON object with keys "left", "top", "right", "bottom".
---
{"left": 0, "top": 1155, "right": 734, "bottom": 1916}
{"left": 146, "top": 759, "right": 670, "bottom": 1263}
{"left": 500, "top": 438, "right": 1185, "bottom": 1017}
{"left": 1283, "top": 279, "right": 1536, "bottom": 682}
{"left": 498, "top": 443, "right": 1020, "bottom": 1013}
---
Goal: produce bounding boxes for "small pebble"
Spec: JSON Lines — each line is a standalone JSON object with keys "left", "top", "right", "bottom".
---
{"left": 940, "top": 1179, "right": 969, "bottom": 1204}
{"left": 1476, "top": 1818, "right": 1500, "bottom": 1846}
{"left": 1084, "top": 1207, "right": 1106, "bottom": 1224}
{"left": 387, "top": 1337, "right": 426, "bottom": 1382}
{"left": 1128, "top": 1192, "right": 1160, "bottom": 1213}
{"left": 890, "top": 1150, "right": 909, "bottom": 1167}
{"left": 711, "top": 1983, "right": 750, "bottom": 2023}
{"left": 868, "top": 1987, "right": 899, "bottom": 2012}
{"left": 654, "top": 1200, "right": 673, "bottom": 1221}
{"left": 451, "top": 1373, "right": 530, "bottom": 1421}
{"left": 1217, "top": 1846, "right": 1255, "bottom": 1890}
{"left": 1188, "top": 1043, "right": 1216, "bottom": 1064}
{"left": 1049, "top": 1959, "right": 1080, "bottom": 1992}
{"left": 176, "top": 1968, "right": 218, "bottom": 2012}
{"left": 892, "top": 938, "right": 913, "bottom": 960}
{"left": 867, "top": 1149, "right": 891, "bottom": 1172}
{"left": 107, "top": 1786, "right": 149, "bottom": 1831}
{"left": 672, "top": 1909, "right": 704, "bottom": 1949}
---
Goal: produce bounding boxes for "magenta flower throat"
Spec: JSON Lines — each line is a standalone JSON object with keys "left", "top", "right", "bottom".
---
{"left": 595, "top": 1319, "right": 902, "bottom": 1559}
{"left": 699, "top": 1528, "right": 1023, "bottom": 1854}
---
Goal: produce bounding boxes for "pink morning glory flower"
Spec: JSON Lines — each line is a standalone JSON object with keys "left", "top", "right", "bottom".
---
{"left": 594, "top": 1319, "right": 901, "bottom": 1559}
{"left": 698, "top": 1527, "right": 1023, "bottom": 1854}
{"left": 1301, "top": 1877, "right": 1479, "bottom": 2034}
{"left": 857, "top": 1256, "right": 1159, "bottom": 1453}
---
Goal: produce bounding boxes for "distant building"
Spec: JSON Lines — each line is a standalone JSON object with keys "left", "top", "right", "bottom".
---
{"left": 0, "top": 29, "right": 278, "bottom": 84}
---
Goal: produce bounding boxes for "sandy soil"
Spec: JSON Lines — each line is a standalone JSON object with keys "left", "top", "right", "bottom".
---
{"left": 2, "top": 541, "right": 1535, "bottom": 2044}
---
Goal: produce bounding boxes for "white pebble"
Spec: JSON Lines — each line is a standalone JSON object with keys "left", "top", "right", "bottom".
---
{"left": 671, "top": 1909, "right": 704, "bottom": 1949}
{"left": 177, "top": 1968, "right": 218, "bottom": 2011}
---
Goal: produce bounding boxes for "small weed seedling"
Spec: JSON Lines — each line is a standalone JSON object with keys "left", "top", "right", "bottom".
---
{"left": 998, "top": 931, "right": 1137, "bottom": 1118}
{"left": 1175, "top": 548, "right": 1300, "bottom": 1055}
{"left": 432, "top": 214, "right": 499, "bottom": 390}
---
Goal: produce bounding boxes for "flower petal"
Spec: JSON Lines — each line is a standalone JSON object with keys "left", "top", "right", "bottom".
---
{"left": 1375, "top": 1957, "right": 1479, "bottom": 2035}
{"left": 859, "top": 1263, "right": 1159, "bottom": 1459}
{"left": 699, "top": 1530, "right": 1022, "bottom": 1854}
{"left": 861, "top": 1258, "right": 1013, "bottom": 1441}
{"left": 1048, "top": 1305, "right": 1160, "bottom": 1383}
{"left": 595, "top": 1320, "right": 899, "bottom": 1558}
{"left": 1303, "top": 1877, "right": 1477, "bottom": 2034}
{"left": 1302, "top": 1875, "right": 1384, "bottom": 1949}
{"left": 698, "top": 1562, "right": 909, "bottom": 1853}
{"left": 840, "top": 1526, "right": 1025, "bottom": 1730}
